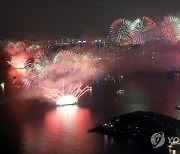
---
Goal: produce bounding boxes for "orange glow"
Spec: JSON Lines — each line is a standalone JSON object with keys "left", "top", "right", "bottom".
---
{"left": 7, "top": 53, "right": 30, "bottom": 69}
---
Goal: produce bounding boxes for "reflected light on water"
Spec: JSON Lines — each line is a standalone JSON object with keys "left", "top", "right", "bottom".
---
{"left": 2, "top": 67, "right": 180, "bottom": 153}
{"left": 44, "top": 105, "right": 79, "bottom": 135}
{"left": 21, "top": 105, "right": 106, "bottom": 153}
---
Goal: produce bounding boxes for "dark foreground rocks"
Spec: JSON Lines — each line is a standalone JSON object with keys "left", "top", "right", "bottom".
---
{"left": 90, "top": 111, "right": 180, "bottom": 154}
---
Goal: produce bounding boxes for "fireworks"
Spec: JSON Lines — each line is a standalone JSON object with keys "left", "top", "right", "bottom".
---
{"left": 34, "top": 50, "right": 46, "bottom": 63}
{"left": 131, "top": 18, "right": 146, "bottom": 44}
{"left": 44, "top": 82, "right": 90, "bottom": 106}
{"left": 13, "top": 49, "right": 103, "bottom": 104}
{"left": 51, "top": 50, "right": 102, "bottom": 80}
{"left": 159, "top": 16, "right": 180, "bottom": 45}
{"left": 3, "top": 39, "right": 105, "bottom": 107}
{"left": 52, "top": 51, "right": 80, "bottom": 77}
{"left": 32, "top": 50, "right": 48, "bottom": 75}
{"left": 109, "top": 19, "right": 132, "bottom": 44}
{"left": 22, "top": 68, "right": 43, "bottom": 88}
{"left": 19, "top": 50, "right": 101, "bottom": 103}
{"left": 109, "top": 17, "right": 157, "bottom": 45}
{"left": 53, "top": 50, "right": 77, "bottom": 63}
{"left": 5, "top": 41, "right": 27, "bottom": 55}
{"left": 131, "top": 17, "right": 156, "bottom": 44}
{"left": 7, "top": 55, "right": 31, "bottom": 69}
{"left": 109, "top": 16, "right": 180, "bottom": 45}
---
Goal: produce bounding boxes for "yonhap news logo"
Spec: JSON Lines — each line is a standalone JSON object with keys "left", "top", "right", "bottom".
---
{"left": 151, "top": 132, "right": 165, "bottom": 148}
{"left": 151, "top": 132, "right": 180, "bottom": 148}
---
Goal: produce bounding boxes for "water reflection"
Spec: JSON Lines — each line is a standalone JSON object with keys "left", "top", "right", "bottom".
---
{"left": 44, "top": 106, "right": 79, "bottom": 135}
{"left": 22, "top": 106, "right": 103, "bottom": 153}
{"left": 1, "top": 68, "right": 180, "bottom": 153}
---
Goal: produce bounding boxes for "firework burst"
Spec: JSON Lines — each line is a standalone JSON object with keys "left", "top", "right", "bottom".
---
{"left": 34, "top": 50, "right": 46, "bottom": 63}
{"left": 53, "top": 50, "right": 78, "bottom": 63}
{"left": 5, "top": 41, "right": 27, "bottom": 55}
{"left": 51, "top": 50, "right": 102, "bottom": 80}
{"left": 159, "top": 16, "right": 180, "bottom": 45}
{"left": 110, "top": 19, "right": 132, "bottom": 44}
{"left": 22, "top": 68, "right": 42, "bottom": 88}
{"left": 7, "top": 55, "right": 31, "bottom": 69}
{"left": 20, "top": 50, "right": 103, "bottom": 90}
{"left": 44, "top": 82, "right": 90, "bottom": 106}
{"left": 131, "top": 17, "right": 156, "bottom": 44}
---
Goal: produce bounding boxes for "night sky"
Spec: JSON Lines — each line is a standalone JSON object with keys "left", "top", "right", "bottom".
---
{"left": 0, "top": 0, "right": 180, "bottom": 39}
